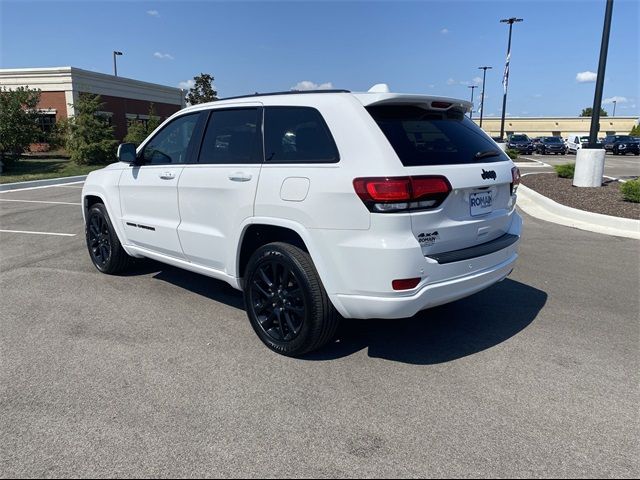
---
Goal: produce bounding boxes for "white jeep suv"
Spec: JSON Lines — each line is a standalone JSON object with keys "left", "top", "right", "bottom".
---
{"left": 82, "top": 89, "right": 522, "bottom": 356}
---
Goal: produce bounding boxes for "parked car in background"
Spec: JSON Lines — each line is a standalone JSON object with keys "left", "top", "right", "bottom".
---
{"left": 535, "top": 136, "right": 567, "bottom": 155}
{"left": 603, "top": 135, "right": 640, "bottom": 155}
{"left": 531, "top": 137, "right": 542, "bottom": 150}
{"left": 507, "top": 134, "right": 533, "bottom": 154}
{"left": 566, "top": 134, "right": 604, "bottom": 153}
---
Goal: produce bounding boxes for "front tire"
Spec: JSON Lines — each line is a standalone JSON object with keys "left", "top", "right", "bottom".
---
{"left": 244, "top": 242, "right": 340, "bottom": 356}
{"left": 85, "top": 203, "right": 134, "bottom": 274}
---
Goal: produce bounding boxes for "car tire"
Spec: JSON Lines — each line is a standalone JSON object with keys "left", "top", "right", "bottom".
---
{"left": 244, "top": 242, "right": 340, "bottom": 357}
{"left": 85, "top": 203, "right": 134, "bottom": 274}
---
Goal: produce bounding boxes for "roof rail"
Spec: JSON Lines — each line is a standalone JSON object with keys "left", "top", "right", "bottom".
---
{"left": 219, "top": 89, "right": 351, "bottom": 101}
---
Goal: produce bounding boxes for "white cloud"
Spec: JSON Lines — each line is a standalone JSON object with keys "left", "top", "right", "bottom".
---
{"left": 533, "top": 93, "right": 543, "bottom": 98}
{"left": 576, "top": 71, "right": 597, "bottom": 83}
{"left": 178, "top": 79, "right": 195, "bottom": 90}
{"left": 292, "top": 81, "right": 334, "bottom": 91}
{"left": 427, "top": 84, "right": 435, "bottom": 88}
{"left": 147, "top": 10, "right": 159, "bottom": 17}
{"left": 472, "top": 76, "right": 483, "bottom": 85}
{"left": 440, "top": 28, "right": 449, "bottom": 34}
{"left": 603, "top": 96, "right": 628, "bottom": 104}
{"left": 446, "top": 78, "right": 456, "bottom": 85}
{"left": 153, "top": 52, "right": 174, "bottom": 60}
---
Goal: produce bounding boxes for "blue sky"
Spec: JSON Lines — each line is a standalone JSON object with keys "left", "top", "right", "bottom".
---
{"left": 1, "top": 0, "right": 638, "bottom": 117}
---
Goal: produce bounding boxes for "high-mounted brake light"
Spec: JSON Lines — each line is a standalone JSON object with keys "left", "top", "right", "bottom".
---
{"left": 353, "top": 176, "right": 451, "bottom": 213}
{"left": 511, "top": 167, "right": 521, "bottom": 194}
{"left": 431, "top": 101, "right": 453, "bottom": 109}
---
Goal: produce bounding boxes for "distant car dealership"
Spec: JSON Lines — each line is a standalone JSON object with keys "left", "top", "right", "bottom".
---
{"left": 474, "top": 115, "right": 638, "bottom": 139}
{"left": 0, "top": 66, "right": 185, "bottom": 141}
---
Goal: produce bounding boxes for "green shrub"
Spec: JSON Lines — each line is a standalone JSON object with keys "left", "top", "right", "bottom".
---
{"left": 554, "top": 163, "right": 575, "bottom": 179}
{"left": 67, "top": 94, "right": 118, "bottom": 165}
{"left": 506, "top": 149, "right": 519, "bottom": 160}
{"left": 621, "top": 179, "right": 640, "bottom": 203}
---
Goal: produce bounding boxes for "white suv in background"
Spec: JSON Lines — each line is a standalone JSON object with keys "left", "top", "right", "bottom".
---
{"left": 82, "top": 89, "right": 522, "bottom": 356}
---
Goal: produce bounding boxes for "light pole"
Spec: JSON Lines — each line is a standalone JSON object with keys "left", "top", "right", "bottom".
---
{"left": 468, "top": 85, "right": 478, "bottom": 120}
{"left": 612, "top": 100, "right": 617, "bottom": 117}
{"left": 499, "top": 17, "right": 523, "bottom": 141}
{"left": 478, "top": 66, "right": 492, "bottom": 128}
{"left": 113, "top": 51, "right": 123, "bottom": 77}
{"left": 574, "top": 0, "right": 614, "bottom": 188}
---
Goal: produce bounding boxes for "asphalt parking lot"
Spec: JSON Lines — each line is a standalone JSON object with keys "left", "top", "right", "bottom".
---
{"left": 1, "top": 182, "right": 638, "bottom": 478}
{"left": 518, "top": 152, "right": 640, "bottom": 179}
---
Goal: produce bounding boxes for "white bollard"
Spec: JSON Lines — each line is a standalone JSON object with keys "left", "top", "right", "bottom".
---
{"left": 573, "top": 148, "right": 605, "bottom": 187}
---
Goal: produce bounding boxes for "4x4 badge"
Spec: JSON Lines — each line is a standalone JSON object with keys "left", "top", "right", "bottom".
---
{"left": 481, "top": 169, "right": 497, "bottom": 180}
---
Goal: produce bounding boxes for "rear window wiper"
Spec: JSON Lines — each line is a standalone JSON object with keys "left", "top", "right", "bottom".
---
{"left": 474, "top": 150, "right": 502, "bottom": 160}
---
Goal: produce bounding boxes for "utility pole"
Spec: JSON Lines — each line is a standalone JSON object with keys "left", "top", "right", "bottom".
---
{"left": 478, "top": 66, "right": 492, "bottom": 128}
{"left": 468, "top": 85, "right": 478, "bottom": 120}
{"left": 499, "top": 17, "right": 523, "bottom": 141}
{"left": 113, "top": 51, "right": 123, "bottom": 77}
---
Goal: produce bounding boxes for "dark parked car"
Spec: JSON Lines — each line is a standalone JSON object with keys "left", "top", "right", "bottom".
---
{"left": 535, "top": 136, "right": 567, "bottom": 155}
{"left": 507, "top": 134, "right": 534, "bottom": 154}
{"left": 603, "top": 135, "right": 640, "bottom": 155}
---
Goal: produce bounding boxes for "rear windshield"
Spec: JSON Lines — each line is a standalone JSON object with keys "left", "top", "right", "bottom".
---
{"left": 367, "top": 105, "right": 507, "bottom": 166}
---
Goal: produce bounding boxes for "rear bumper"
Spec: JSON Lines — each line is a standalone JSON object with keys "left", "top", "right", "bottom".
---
{"left": 327, "top": 211, "right": 522, "bottom": 319}
{"left": 332, "top": 249, "right": 517, "bottom": 319}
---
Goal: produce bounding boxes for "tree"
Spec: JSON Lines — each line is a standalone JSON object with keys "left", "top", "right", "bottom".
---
{"left": 0, "top": 86, "right": 42, "bottom": 166}
{"left": 185, "top": 73, "right": 218, "bottom": 105}
{"left": 66, "top": 94, "right": 118, "bottom": 165}
{"left": 580, "top": 107, "right": 608, "bottom": 117}
{"left": 629, "top": 125, "right": 640, "bottom": 137}
{"left": 124, "top": 103, "right": 163, "bottom": 146}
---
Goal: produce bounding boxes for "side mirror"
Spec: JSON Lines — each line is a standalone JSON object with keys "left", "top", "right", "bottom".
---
{"left": 117, "top": 143, "right": 138, "bottom": 164}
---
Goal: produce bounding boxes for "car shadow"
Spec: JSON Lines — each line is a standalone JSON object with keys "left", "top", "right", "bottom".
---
{"left": 122, "top": 261, "right": 546, "bottom": 365}
{"left": 305, "top": 278, "right": 547, "bottom": 365}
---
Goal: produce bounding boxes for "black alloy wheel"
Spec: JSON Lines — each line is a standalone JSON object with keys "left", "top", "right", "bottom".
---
{"left": 244, "top": 242, "right": 340, "bottom": 356}
{"left": 88, "top": 211, "right": 112, "bottom": 268}
{"left": 249, "top": 260, "right": 306, "bottom": 343}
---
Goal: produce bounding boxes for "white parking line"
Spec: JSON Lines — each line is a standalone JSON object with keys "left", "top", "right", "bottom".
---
{"left": 0, "top": 199, "right": 81, "bottom": 206}
{"left": 0, "top": 181, "right": 85, "bottom": 193}
{"left": 0, "top": 229, "right": 76, "bottom": 237}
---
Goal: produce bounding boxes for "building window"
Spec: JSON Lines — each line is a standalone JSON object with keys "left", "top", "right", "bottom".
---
{"left": 96, "top": 111, "right": 114, "bottom": 126}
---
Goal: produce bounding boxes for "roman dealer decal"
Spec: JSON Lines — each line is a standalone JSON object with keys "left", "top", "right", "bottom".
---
{"left": 418, "top": 231, "right": 440, "bottom": 245}
{"left": 481, "top": 169, "right": 497, "bottom": 180}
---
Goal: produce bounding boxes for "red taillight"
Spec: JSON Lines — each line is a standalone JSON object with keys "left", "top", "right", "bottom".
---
{"left": 392, "top": 278, "right": 421, "bottom": 290}
{"left": 511, "top": 166, "right": 521, "bottom": 194}
{"left": 353, "top": 176, "right": 451, "bottom": 213}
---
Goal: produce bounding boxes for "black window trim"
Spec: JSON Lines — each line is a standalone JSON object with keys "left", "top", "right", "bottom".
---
{"left": 195, "top": 106, "right": 265, "bottom": 165}
{"left": 137, "top": 111, "right": 207, "bottom": 166}
{"left": 263, "top": 106, "right": 340, "bottom": 164}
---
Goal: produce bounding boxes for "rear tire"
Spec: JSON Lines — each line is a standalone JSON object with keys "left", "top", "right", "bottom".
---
{"left": 244, "top": 242, "right": 340, "bottom": 357}
{"left": 85, "top": 203, "right": 134, "bottom": 274}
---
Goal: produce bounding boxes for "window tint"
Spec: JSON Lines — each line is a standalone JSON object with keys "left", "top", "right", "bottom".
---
{"left": 264, "top": 107, "right": 339, "bottom": 163}
{"left": 198, "top": 108, "right": 262, "bottom": 164}
{"left": 142, "top": 113, "right": 199, "bottom": 165}
{"left": 367, "top": 105, "right": 507, "bottom": 166}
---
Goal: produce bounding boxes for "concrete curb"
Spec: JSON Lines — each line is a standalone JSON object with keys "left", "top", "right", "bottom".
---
{"left": 517, "top": 184, "right": 640, "bottom": 240}
{"left": 0, "top": 175, "right": 87, "bottom": 192}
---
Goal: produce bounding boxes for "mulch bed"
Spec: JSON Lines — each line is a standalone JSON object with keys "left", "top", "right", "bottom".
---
{"left": 521, "top": 173, "right": 640, "bottom": 220}
{"left": 513, "top": 157, "right": 537, "bottom": 163}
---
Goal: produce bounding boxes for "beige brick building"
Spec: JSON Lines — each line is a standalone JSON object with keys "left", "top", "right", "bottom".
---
{"left": 474, "top": 116, "right": 638, "bottom": 139}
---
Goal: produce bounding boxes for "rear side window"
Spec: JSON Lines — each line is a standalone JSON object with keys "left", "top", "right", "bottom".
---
{"left": 264, "top": 107, "right": 339, "bottom": 163}
{"left": 198, "top": 108, "right": 262, "bottom": 164}
{"left": 366, "top": 105, "right": 508, "bottom": 166}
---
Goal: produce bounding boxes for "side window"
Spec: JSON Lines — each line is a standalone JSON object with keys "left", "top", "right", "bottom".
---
{"left": 264, "top": 107, "right": 339, "bottom": 163}
{"left": 198, "top": 108, "right": 261, "bottom": 164}
{"left": 142, "top": 113, "right": 200, "bottom": 165}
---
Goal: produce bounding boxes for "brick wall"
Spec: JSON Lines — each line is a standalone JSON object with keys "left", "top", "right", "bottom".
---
{"left": 38, "top": 91, "right": 68, "bottom": 120}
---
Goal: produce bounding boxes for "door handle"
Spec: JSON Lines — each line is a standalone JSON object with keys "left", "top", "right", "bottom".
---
{"left": 159, "top": 172, "right": 176, "bottom": 180}
{"left": 228, "top": 172, "right": 252, "bottom": 182}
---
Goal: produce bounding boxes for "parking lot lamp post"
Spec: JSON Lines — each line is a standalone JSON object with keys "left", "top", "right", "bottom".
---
{"left": 478, "top": 66, "right": 492, "bottom": 128}
{"left": 612, "top": 100, "right": 617, "bottom": 117}
{"left": 113, "top": 51, "right": 123, "bottom": 77}
{"left": 574, "top": 0, "right": 614, "bottom": 188}
{"left": 499, "top": 17, "right": 523, "bottom": 142}
{"left": 468, "top": 85, "right": 478, "bottom": 120}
